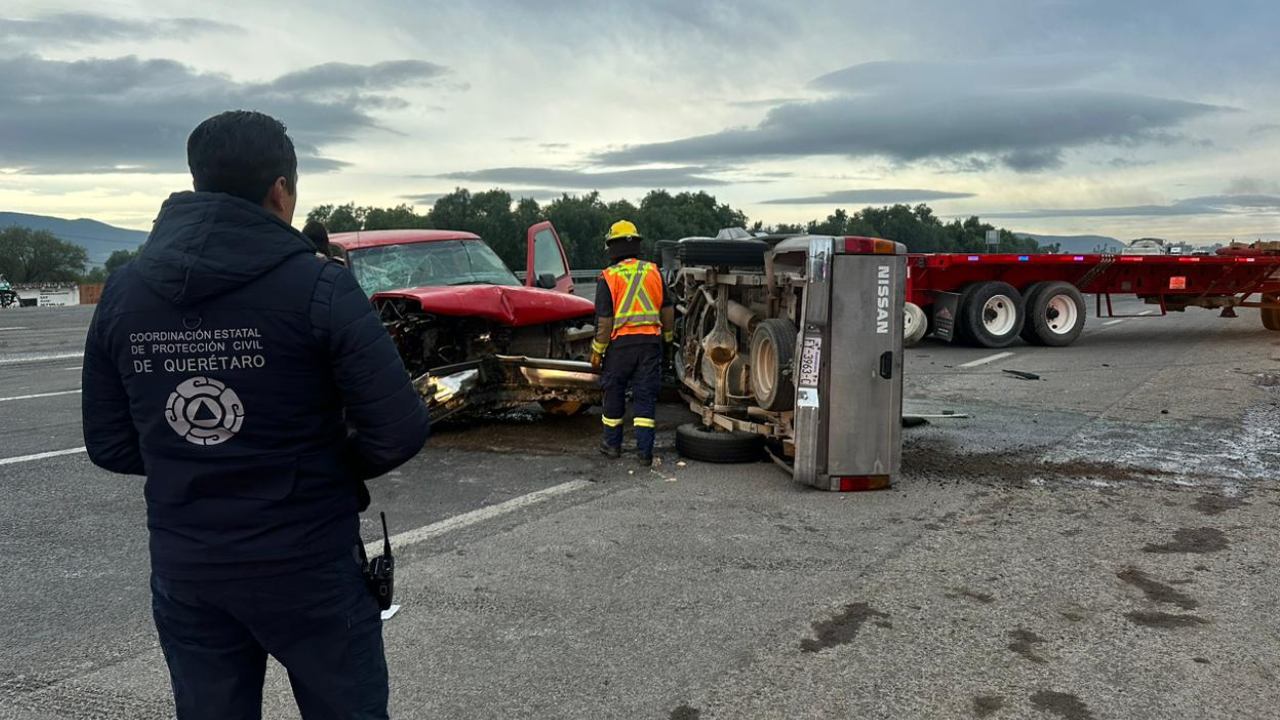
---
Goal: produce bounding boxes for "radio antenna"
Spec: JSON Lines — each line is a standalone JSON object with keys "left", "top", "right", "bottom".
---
{"left": 380, "top": 511, "right": 391, "bottom": 558}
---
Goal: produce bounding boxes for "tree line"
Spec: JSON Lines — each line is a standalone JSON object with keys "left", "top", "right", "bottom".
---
{"left": 3, "top": 189, "right": 1054, "bottom": 282}
{"left": 0, "top": 227, "right": 139, "bottom": 284}
{"left": 308, "top": 188, "right": 748, "bottom": 271}
{"left": 310, "top": 188, "right": 1053, "bottom": 271}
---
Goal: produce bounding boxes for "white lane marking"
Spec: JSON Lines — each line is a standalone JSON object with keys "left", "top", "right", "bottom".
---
{"left": 0, "top": 352, "right": 85, "bottom": 366}
{"left": 59, "top": 366, "right": 82, "bottom": 371}
{"left": 1104, "top": 319, "right": 1127, "bottom": 326}
{"left": 1138, "top": 310, "right": 1155, "bottom": 316}
{"left": 0, "top": 447, "right": 87, "bottom": 466}
{"left": 0, "top": 326, "right": 29, "bottom": 331}
{"left": 0, "top": 389, "right": 80, "bottom": 402}
{"left": 366, "top": 479, "right": 592, "bottom": 556}
{"left": 958, "top": 351, "right": 1015, "bottom": 368}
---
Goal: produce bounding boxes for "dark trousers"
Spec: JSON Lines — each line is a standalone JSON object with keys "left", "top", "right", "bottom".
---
{"left": 151, "top": 552, "right": 388, "bottom": 720}
{"left": 600, "top": 341, "right": 663, "bottom": 456}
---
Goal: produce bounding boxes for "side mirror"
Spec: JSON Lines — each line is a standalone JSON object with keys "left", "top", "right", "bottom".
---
{"left": 536, "top": 273, "right": 557, "bottom": 289}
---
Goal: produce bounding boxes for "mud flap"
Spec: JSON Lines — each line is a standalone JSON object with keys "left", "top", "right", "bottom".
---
{"left": 930, "top": 291, "right": 961, "bottom": 342}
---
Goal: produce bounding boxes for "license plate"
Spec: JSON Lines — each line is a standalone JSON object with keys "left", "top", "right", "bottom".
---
{"left": 798, "top": 335, "right": 822, "bottom": 387}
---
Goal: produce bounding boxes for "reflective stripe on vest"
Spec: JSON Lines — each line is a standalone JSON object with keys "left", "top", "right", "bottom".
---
{"left": 603, "top": 259, "right": 663, "bottom": 339}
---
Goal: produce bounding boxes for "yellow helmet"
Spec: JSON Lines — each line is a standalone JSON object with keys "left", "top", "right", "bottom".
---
{"left": 604, "top": 219, "right": 642, "bottom": 245}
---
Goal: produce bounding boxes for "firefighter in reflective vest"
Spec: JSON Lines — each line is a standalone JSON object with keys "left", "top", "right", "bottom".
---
{"left": 591, "top": 220, "right": 675, "bottom": 467}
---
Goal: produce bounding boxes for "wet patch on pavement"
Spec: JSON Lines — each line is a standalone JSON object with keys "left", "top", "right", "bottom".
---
{"left": 800, "top": 603, "right": 889, "bottom": 653}
{"left": 973, "top": 695, "right": 1005, "bottom": 717}
{"left": 1007, "top": 628, "right": 1048, "bottom": 664}
{"left": 904, "top": 442, "right": 1168, "bottom": 486}
{"left": 669, "top": 704, "right": 700, "bottom": 719}
{"left": 1125, "top": 611, "right": 1210, "bottom": 629}
{"left": 1117, "top": 567, "right": 1198, "bottom": 609}
{"left": 1193, "top": 494, "right": 1250, "bottom": 516}
{"left": 1030, "top": 690, "right": 1095, "bottom": 720}
{"left": 945, "top": 587, "right": 995, "bottom": 604}
{"left": 1143, "top": 528, "right": 1229, "bottom": 554}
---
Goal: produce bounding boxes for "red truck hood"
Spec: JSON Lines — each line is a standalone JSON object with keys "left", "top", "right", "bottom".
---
{"left": 374, "top": 284, "right": 595, "bottom": 326}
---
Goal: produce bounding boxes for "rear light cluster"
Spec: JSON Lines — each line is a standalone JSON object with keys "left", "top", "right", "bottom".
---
{"left": 843, "top": 237, "right": 901, "bottom": 255}
{"left": 836, "top": 476, "right": 891, "bottom": 492}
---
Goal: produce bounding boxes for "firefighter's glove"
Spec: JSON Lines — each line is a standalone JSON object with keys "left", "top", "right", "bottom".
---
{"left": 590, "top": 352, "right": 604, "bottom": 371}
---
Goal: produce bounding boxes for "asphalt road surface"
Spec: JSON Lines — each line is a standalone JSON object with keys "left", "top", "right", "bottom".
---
{"left": 2, "top": 300, "right": 1278, "bottom": 719}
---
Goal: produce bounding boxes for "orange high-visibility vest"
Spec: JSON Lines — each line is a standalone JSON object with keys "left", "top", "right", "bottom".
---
{"left": 602, "top": 259, "right": 663, "bottom": 339}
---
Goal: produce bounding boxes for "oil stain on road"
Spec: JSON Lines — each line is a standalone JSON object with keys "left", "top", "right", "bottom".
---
{"left": 1117, "top": 567, "right": 1199, "bottom": 609}
{"left": 800, "top": 602, "right": 889, "bottom": 653}
{"left": 1143, "top": 528, "right": 1229, "bottom": 554}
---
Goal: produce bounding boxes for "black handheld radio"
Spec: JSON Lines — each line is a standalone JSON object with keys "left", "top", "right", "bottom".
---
{"left": 361, "top": 512, "right": 395, "bottom": 611}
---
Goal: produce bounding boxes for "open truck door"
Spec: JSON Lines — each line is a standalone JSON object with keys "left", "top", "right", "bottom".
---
{"left": 526, "top": 221, "right": 575, "bottom": 294}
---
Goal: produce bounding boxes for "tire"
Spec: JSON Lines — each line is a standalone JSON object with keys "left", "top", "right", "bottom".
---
{"left": 677, "top": 238, "right": 768, "bottom": 267}
{"left": 1019, "top": 282, "right": 1050, "bottom": 344}
{"left": 958, "top": 281, "right": 1024, "bottom": 348}
{"left": 903, "top": 302, "right": 928, "bottom": 346}
{"left": 1263, "top": 294, "right": 1280, "bottom": 331}
{"left": 675, "top": 423, "right": 763, "bottom": 463}
{"left": 749, "top": 318, "right": 797, "bottom": 411}
{"left": 1023, "top": 281, "right": 1086, "bottom": 346}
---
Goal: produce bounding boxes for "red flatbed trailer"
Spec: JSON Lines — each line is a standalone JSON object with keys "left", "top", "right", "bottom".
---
{"left": 903, "top": 249, "right": 1280, "bottom": 348}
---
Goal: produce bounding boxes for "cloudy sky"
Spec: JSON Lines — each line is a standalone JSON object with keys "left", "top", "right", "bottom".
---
{"left": 2, "top": 0, "right": 1278, "bottom": 243}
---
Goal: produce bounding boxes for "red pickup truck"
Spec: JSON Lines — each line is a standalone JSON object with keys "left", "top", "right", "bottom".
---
{"left": 328, "top": 222, "right": 600, "bottom": 420}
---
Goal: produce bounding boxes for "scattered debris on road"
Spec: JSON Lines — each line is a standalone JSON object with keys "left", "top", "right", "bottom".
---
{"left": 1002, "top": 369, "right": 1042, "bottom": 381}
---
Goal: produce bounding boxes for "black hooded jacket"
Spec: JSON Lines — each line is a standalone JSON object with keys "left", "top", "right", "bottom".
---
{"left": 82, "top": 192, "right": 430, "bottom": 579}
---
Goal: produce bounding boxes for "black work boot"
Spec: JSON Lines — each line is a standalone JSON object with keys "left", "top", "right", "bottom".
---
{"left": 599, "top": 443, "right": 621, "bottom": 460}
{"left": 636, "top": 454, "right": 653, "bottom": 468}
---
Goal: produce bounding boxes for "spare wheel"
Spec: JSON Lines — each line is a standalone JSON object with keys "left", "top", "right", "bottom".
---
{"left": 749, "top": 318, "right": 798, "bottom": 411}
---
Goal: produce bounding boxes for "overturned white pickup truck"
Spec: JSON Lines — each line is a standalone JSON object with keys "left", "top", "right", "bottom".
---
{"left": 660, "top": 230, "right": 906, "bottom": 491}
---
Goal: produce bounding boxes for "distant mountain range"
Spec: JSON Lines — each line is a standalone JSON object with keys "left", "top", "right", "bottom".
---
{"left": 0, "top": 212, "right": 148, "bottom": 265}
{"left": 1015, "top": 233, "right": 1128, "bottom": 254}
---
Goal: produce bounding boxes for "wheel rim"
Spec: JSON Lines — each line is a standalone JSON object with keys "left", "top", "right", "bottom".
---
{"left": 752, "top": 335, "right": 777, "bottom": 400}
{"left": 981, "top": 295, "right": 1017, "bottom": 336}
{"left": 1043, "top": 294, "right": 1079, "bottom": 335}
{"left": 904, "top": 303, "right": 919, "bottom": 333}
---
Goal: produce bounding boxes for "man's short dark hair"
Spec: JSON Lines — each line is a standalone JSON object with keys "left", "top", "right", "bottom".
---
{"left": 187, "top": 110, "right": 298, "bottom": 205}
{"left": 302, "top": 220, "right": 330, "bottom": 254}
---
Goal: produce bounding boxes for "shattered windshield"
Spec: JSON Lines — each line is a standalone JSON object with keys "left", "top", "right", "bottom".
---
{"left": 347, "top": 240, "right": 520, "bottom": 296}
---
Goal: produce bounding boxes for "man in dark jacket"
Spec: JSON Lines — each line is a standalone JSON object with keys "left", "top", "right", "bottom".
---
{"left": 81, "top": 110, "right": 429, "bottom": 720}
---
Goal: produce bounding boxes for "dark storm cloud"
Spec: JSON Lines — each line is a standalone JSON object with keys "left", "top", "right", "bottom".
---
{"left": 985, "top": 194, "right": 1280, "bottom": 219}
{"left": 598, "top": 59, "right": 1226, "bottom": 172}
{"left": 762, "top": 188, "right": 975, "bottom": 205}
{"left": 0, "top": 12, "right": 236, "bottom": 44}
{"left": 439, "top": 166, "right": 728, "bottom": 188}
{"left": 0, "top": 54, "right": 447, "bottom": 174}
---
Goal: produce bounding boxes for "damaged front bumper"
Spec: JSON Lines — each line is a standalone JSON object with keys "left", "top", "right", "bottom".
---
{"left": 416, "top": 355, "right": 601, "bottom": 422}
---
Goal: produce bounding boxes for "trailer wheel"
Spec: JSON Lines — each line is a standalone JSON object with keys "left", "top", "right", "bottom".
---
{"left": 1263, "top": 294, "right": 1280, "bottom": 331}
{"left": 1019, "top": 282, "right": 1049, "bottom": 344}
{"left": 749, "top": 318, "right": 797, "bottom": 411}
{"left": 959, "top": 281, "right": 1024, "bottom": 347}
{"left": 1023, "top": 281, "right": 1086, "bottom": 346}
{"left": 676, "top": 238, "right": 769, "bottom": 267}
{"left": 903, "top": 302, "right": 928, "bottom": 346}
{"left": 675, "top": 423, "right": 763, "bottom": 463}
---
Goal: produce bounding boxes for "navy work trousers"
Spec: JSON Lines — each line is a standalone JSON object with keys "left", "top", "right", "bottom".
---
{"left": 600, "top": 341, "right": 663, "bottom": 456}
{"left": 151, "top": 552, "right": 388, "bottom": 720}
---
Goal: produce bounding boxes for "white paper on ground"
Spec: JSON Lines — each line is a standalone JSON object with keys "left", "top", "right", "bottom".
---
{"left": 381, "top": 604, "right": 401, "bottom": 621}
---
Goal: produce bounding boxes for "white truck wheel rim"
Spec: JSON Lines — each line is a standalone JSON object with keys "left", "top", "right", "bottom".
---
{"left": 1045, "top": 294, "right": 1079, "bottom": 334}
{"left": 982, "top": 295, "right": 1017, "bottom": 336}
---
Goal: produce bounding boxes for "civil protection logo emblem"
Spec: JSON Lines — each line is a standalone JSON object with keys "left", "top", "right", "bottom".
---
{"left": 164, "top": 376, "right": 245, "bottom": 446}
